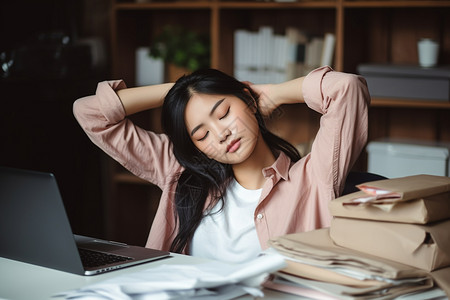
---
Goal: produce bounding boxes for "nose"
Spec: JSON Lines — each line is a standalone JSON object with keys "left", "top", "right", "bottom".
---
{"left": 217, "top": 128, "right": 231, "bottom": 144}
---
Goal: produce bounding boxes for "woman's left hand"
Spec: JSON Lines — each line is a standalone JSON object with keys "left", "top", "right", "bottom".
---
{"left": 250, "top": 83, "right": 280, "bottom": 117}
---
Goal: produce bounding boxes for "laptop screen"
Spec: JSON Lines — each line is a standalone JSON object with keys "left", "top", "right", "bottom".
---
{"left": 0, "top": 167, "right": 84, "bottom": 274}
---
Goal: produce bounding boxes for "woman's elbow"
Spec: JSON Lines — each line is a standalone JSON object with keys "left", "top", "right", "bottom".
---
{"left": 342, "top": 74, "right": 371, "bottom": 106}
{"left": 72, "top": 96, "right": 98, "bottom": 131}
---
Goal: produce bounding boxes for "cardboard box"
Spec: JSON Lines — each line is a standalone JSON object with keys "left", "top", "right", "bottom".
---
{"left": 330, "top": 218, "right": 450, "bottom": 271}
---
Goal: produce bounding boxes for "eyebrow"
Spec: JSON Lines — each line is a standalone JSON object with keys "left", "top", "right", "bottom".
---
{"left": 190, "top": 98, "right": 225, "bottom": 136}
{"left": 210, "top": 98, "right": 225, "bottom": 116}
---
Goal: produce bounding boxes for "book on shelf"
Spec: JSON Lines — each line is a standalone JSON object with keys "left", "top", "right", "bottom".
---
{"left": 286, "top": 27, "right": 308, "bottom": 80}
{"left": 234, "top": 26, "right": 288, "bottom": 84}
{"left": 233, "top": 26, "right": 335, "bottom": 84}
{"left": 320, "top": 32, "right": 336, "bottom": 68}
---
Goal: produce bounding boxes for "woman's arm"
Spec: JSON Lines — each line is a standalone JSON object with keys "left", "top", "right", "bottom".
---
{"left": 250, "top": 76, "right": 305, "bottom": 116}
{"left": 303, "top": 67, "right": 370, "bottom": 196}
{"left": 73, "top": 80, "right": 180, "bottom": 187}
{"left": 117, "top": 83, "right": 174, "bottom": 115}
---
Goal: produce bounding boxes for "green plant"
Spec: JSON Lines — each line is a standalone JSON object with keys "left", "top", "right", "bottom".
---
{"left": 149, "top": 25, "right": 210, "bottom": 71}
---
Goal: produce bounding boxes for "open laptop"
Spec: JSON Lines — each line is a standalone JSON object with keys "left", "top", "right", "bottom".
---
{"left": 0, "top": 166, "right": 170, "bottom": 275}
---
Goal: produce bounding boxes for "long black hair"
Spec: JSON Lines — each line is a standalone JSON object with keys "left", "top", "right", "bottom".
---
{"left": 161, "top": 69, "right": 300, "bottom": 253}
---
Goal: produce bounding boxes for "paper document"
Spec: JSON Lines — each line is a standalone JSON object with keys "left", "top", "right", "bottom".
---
{"left": 344, "top": 174, "right": 450, "bottom": 205}
{"left": 57, "top": 253, "right": 286, "bottom": 300}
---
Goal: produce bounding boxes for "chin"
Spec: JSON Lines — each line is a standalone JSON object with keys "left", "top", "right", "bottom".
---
{"left": 230, "top": 147, "right": 257, "bottom": 165}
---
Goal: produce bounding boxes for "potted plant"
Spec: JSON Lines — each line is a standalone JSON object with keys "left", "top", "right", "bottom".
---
{"left": 149, "top": 25, "right": 210, "bottom": 81}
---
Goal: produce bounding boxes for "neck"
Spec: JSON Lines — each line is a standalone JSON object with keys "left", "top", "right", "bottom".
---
{"left": 232, "top": 132, "right": 275, "bottom": 190}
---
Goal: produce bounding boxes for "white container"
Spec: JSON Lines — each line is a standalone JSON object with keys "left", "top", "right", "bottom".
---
{"left": 367, "top": 140, "right": 450, "bottom": 178}
{"left": 135, "top": 47, "right": 164, "bottom": 86}
{"left": 417, "top": 38, "right": 439, "bottom": 68}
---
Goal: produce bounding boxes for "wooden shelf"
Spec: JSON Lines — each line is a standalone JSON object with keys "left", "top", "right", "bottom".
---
{"left": 288, "top": 98, "right": 450, "bottom": 109}
{"left": 343, "top": 0, "right": 450, "bottom": 8}
{"left": 217, "top": 1, "right": 338, "bottom": 9}
{"left": 114, "top": 1, "right": 212, "bottom": 9}
{"left": 370, "top": 98, "right": 450, "bottom": 109}
{"left": 113, "top": 1, "right": 339, "bottom": 10}
{"left": 113, "top": 0, "right": 450, "bottom": 9}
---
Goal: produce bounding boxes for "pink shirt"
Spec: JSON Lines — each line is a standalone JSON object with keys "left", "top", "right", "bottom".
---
{"left": 73, "top": 66, "right": 370, "bottom": 253}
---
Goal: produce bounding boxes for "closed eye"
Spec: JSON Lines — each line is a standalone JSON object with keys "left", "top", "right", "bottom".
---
{"left": 198, "top": 131, "right": 209, "bottom": 142}
{"left": 219, "top": 107, "right": 230, "bottom": 120}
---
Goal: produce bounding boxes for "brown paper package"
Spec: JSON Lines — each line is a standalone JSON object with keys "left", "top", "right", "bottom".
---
{"left": 330, "top": 217, "right": 450, "bottom": 272}
{"left": 269, "top": 228, "right": 436, "bottom": 298}
{"left": 329, "top": 191, "right": 450, "bottom": 224}
{"left": 331, "top": 174, "right": 450, "bottom": 224}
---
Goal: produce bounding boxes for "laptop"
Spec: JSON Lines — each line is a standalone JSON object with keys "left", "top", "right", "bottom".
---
{"left": 0, "top": 166, "right": 170, "bottom": 275}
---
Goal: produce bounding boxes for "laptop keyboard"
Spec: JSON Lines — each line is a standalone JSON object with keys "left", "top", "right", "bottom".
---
{"left": 78, "top": 248, "right": 133, "bottom": 268}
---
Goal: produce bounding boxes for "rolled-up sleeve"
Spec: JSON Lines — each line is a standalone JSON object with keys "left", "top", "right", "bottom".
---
{"left": 302, "top": 66, "right": 370, "bottom": 198}
{"left": 73, "top": 80, "right": 180, "bottom": 188}
{"left": 73, "top": 80, "right": 126, "bottom": 131}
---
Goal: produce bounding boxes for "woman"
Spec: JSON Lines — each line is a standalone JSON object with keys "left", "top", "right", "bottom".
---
{"left": 73, "top": 66, "right": 370, "bottom": 263}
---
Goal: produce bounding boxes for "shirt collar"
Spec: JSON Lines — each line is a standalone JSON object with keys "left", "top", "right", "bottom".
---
{"left": 262, "top": 152, "right": 291, "bottom": 181}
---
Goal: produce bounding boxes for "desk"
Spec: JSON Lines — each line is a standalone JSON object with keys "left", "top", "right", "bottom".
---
{"left": 0, "top": 254, "right": 293, "bottom": 300}
{"left": 2, "top": 255, "right": 447, "bottom": 300}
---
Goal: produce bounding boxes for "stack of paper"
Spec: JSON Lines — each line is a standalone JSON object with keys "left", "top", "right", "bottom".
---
{"left": 266, "top": 174, "right": 450, "bottom": 299}
{"left": 328, "top": 174, "right": 450, "bottom": 297}
{"left": 267, "top": 229, "right": 442, "bottom": 299}
{"left": 57, "top": 253, "right": 286, "bottom": 300}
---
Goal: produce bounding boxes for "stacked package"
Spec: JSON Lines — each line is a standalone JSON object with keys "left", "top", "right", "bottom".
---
{"left": 328, "top": 174, "right": 450, "bottom": 296}
{"left": 266, "top": 174, "right": 450, "bottom": 299}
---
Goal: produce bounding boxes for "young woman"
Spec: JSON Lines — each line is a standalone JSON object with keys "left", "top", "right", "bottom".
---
{"left": 73, "top": 66, "right": 370, "bottom": 263}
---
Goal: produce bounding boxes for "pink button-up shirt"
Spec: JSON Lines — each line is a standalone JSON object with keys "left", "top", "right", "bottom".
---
{"left": 73, "top": 66, "right": 370, "bottom": 253}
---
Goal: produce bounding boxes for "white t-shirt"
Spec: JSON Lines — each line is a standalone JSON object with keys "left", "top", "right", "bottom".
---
{"left": 190, "top": 179, "right": 262, "bottom": 263}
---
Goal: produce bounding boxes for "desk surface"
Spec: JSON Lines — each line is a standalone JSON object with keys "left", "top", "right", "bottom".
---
{"left": 2, "top": 255, "right": 447, "bottom": 300}
{"left": 0, "top": 254, "right": 295, "bottom": 300}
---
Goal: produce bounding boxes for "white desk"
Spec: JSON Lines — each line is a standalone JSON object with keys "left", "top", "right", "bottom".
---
{"left": 0, "top": 254, "right": 293, "bottom": 300}
{"left": 2, "top": 255, "right": 447, "bottom": 300}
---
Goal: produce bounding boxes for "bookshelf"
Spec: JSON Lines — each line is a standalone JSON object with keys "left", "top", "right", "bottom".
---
{"left": 107, "top": 0, "right": 450, "bottom": 245}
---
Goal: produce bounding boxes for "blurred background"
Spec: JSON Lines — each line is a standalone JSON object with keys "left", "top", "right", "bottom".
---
{"left": 1, "top": 0, "right": 449, "bottom": 248}
{"left": 0, "top": 0, "right": 111, "bottom": 238}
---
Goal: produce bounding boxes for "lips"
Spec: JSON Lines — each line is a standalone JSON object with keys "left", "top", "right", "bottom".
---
{"left": 226, "top": 138, "right": 241, "bottom": 153}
